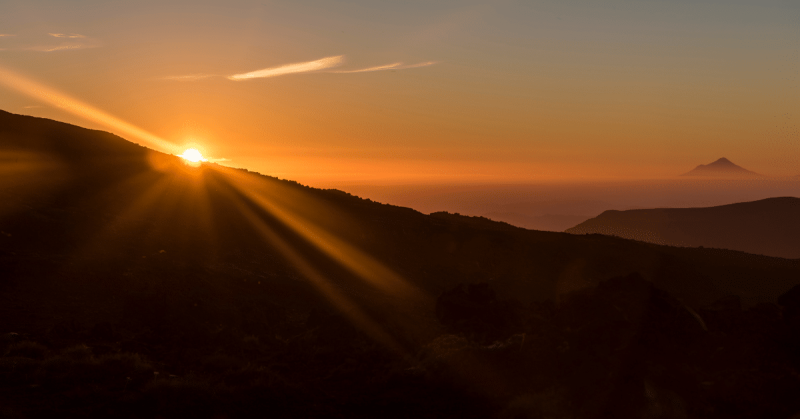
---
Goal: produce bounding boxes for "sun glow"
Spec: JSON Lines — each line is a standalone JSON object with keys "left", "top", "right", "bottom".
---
{"left": 179, "top": 148, "right": 207, "bottom": 163}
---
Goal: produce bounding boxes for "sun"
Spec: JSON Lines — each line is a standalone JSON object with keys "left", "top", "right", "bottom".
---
{"left": 178, "top": 148, "right": 207, "bottom": 163}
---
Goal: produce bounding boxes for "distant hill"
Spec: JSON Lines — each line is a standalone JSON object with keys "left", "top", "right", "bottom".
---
{"left": 565, "top": 197, "right": 800, "bottom": 258}
{"left": 681, "top": 157, "right": 762, "bottom": 178}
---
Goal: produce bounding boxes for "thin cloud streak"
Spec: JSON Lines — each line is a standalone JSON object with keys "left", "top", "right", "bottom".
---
{"left": 49, "top": 33, "right": 86, "bottom": 38}
{"left": 10, "top": 33, "right": 101, "bottom": 52}
{"left": 0, "top": 34, "right": 16, "bottom": 37}
{"left": 332, "top": 61, "right": 438, "bottom": 73}
{"left": 161, "top": 73, "right": 217, "bottom": 82}
{"left": 163, "top": 57, "right": 436, "bottom": 82}
{"left": 26, "top": 44, "right": 97, "bottom": 52}
{"left": 398, "top": 61, "right": 437, "bottom": 69}
{"left": 228, "top": 55, "right": 344, "bottom": 81}
{"left": 333, "top": 62, "right": 403, "bottom": 73}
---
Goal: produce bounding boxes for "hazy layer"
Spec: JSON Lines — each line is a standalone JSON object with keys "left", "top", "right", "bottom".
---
{"left": 329, "top": 179, "right": 800, "bottom": 232}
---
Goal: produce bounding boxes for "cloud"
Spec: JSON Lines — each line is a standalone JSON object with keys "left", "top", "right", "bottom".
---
{"left": 228, "top": 55, "right": 344, "bottom": 81}
{"left": 26, "top": 43, "right": 97, "bottom": 52}
{"left": 0, "top": 33, "right": 101, "bottom": 52}
{"left": 332, "top": 62, "right": 403, "bottom": 73}
{"left": 23, "top": 105, "right": 43, "bottom": 109}
{"left": 0, "top": 34, "right": 16, "bottom": 37}
{"left": 36, "top": 33, "right": 98, "bottom": 52}
{"left": 162, "top": 56, "right": 436, "bottom": 82}
{"left": 49, "top": 33, "right": 86, "bottom": 38}
{"left": 160, "top": 73, "right": 217, "bottom": 82}
{"left": 332, "top": 61, "right": 438, "bottom": 73}
{"left": 397, "top": 61, "right": 437, "bottom": 69}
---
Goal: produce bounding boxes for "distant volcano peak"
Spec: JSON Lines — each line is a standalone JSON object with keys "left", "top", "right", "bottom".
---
{"left": 681, "top": 157, "right": 761, "bottom": 178}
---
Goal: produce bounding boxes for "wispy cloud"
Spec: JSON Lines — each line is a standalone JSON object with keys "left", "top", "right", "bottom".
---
{"left": 332, "top": 61, "right": 438, "bottom": 73}
{"left": 228, "top": 55, "right": 344, "bottom": 81}
{"left": 397, "top": 61, "right": 437, "bottom": 69}
{"left": 23, "top": 105, "right": 43, "bottom": 109}
{"left": 163, "top": 56, "right": 437, "bottom": 82}
{"left": 332, "top": 62, "right": 403, "bottom": 73}
{"left": 160, "top": 73, "right": 217, "bottom": 82}
{"left": 49, "top": 33, "right": 86, "bottom": 39}
{"left": 0, "top": 33, "right": 101, "bottom": 52}
{"left": 26, "top": 43, "right": 97, "bottom": 52}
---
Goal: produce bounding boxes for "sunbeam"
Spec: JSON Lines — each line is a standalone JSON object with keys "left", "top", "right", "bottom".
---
{"left": 65, "top": 171, "right": 176, "bottom": 260}
{"left": 220, "top": 183, "right": 406, "bottom": 354}
{"left": 216, "top": 165, "right": 425, "bottom": 301}
{"left": 0, "top": 65, "right": 177, "bottom": 154}
{"left": 236, "top": 182, "right": 422, "bottom": 298}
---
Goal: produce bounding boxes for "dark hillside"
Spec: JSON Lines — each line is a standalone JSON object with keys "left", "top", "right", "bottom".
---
{"left": 2, "top": 110, "right": 800, "bottom": 418}
{"left": 565, "top": 197, "right": 800, "bottom": 259}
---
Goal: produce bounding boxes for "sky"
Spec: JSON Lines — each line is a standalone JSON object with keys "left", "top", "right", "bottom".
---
{"left": 1, "top": 0, "right": 798, "bottom": 185}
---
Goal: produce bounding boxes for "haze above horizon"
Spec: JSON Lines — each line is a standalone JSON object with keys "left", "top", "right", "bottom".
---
{"left": 1, "top": 0, "right": 798, "bottom": 185}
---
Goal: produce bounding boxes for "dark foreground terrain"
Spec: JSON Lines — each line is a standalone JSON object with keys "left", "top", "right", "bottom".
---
{"left": 2, "top": 110, "right": 800, "bottom": 418}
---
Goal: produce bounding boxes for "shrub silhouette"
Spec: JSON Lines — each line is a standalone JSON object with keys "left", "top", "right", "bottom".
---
{"left": 5, "top": 341, "right": 47, "bottom": 360}
{"left": 40, "top": 350, "right": 153, "bottom": 390}
{"left": 141, "top": 378, "right": 216, "bottom": 418}
{"left": 436, "top": 282, "right": 521, "bottom": 343}
{"left": 778, "top": 283, "right": 800, "bottom": 319}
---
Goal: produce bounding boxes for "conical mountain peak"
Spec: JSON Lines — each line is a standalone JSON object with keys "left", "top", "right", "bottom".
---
{"left": 681, "top": 157, "right": 760, "bottom": 178}
{"left": 711, "top": 157, "right": 733, "bottom": 165}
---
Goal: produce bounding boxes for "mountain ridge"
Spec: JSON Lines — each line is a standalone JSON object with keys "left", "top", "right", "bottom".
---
{"left": 565, "top": 197, "right": 800, "bottom": 258}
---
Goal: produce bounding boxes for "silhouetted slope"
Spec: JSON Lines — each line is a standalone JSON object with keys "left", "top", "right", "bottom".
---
{"left": 3, "top": 110, "right": 800, "bottom": 418}
{"left": 565, "top": 197, "right": 800, "bottom": 259}
{"left": 0, "top": 109, "right": 150, "bottom": 166}
{"left": 681, "top": 157, "right": 761, "bottom": 178}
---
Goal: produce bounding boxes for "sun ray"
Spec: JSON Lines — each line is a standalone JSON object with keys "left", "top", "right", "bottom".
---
{"left": 243, "top": 186, "right": 422, "bottom": 297}
{"left": 65, "top": 172, "right": 177, "bottom": 263}
{"left": 0, "top": 65, "right": 177, "bottom": 154}
{"left": 214, "top": 165, "right": 425, "bottom": 301}
{"left": 218, "top": 183, "right": 405, "bottom": 354}
{"left": 62, "top": 162, "right": 219, "bottom": 279}
{"left": 210, "top": 167, "right": 518, "bottom": 397}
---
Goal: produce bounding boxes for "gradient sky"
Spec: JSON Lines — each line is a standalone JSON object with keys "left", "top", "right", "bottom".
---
{"left": 1, "top": 0, "right": 798, "bottom": 184}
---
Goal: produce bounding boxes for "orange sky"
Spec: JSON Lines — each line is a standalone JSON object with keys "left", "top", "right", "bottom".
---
{"left": 1, "top": 0, "right": 798, "bottom": 185}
